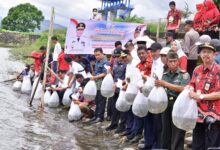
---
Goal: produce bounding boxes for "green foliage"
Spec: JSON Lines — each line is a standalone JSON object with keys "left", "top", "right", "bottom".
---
{"left": 1, "top": 3, "right": 44, "bottom": 32}
{"left": 113, "top": 15, "right": 145, "bottom": 24}
{"left": 147, "top": 22, "right": 166, "bottom": 33}
{"left": 213, "top": 0, "right": 220, "bottom": 9}
{"left": 181, "top": 2, "right": 193, "bottom": 19}
{"left": 10, "top": 29, "right": 67, "bottom": 64}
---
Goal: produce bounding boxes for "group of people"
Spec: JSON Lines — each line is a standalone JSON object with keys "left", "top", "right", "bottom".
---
{"left": 16, "top": 1, "right": 220, "bottom": 150}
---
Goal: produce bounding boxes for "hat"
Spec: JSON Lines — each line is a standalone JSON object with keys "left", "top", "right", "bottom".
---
{"left": 137, "top": 41, "right": 147, "bottom": 45}
{"left": 165, "top": 32, "right": 174, "bottom": 38}
{"left": 76, "top": 22, "right": 86, "bottom": 29}
{"left": 210, "top": 39, "right": 220, "bottom": 50}
{"left": 113, "top": 48, "right": 122, "bottom": 56}
{"left": 198, "top": 43, "right": 216, "bottom": 53}
{"left": 120, "top": 49, "right": 130, "bottom": 57}
{"left": 160, "top": 47, "right": 170, "bottom": 55}
{"left": 150, "top": 43, "right": 162, "bottom": 51}
{"left": 195, "top": 35, "right": 211, "bottom": 46}
{"left": 185, "top": 20, "right": 194, "bottom": 25}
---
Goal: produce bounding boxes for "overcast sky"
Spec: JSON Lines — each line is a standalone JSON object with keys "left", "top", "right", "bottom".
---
{"left": 0, "top": 0, "right": 203, "bottom": 26}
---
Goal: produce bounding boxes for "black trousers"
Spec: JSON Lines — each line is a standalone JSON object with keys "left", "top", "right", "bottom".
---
{"left": 57, "top": 90, "right": 66, "bottom": 105}
{"left": 168, "top": 30, "right": 178, "bottom": 39}
{"left": 94, "top": 90, "right": 107, "bottom": 120}
{"left": 192, "top": 122, "right": 220, "bottom": 150}
{"left": 108, "top": 92, "right": 126, "bottom": 129}
{"left": 161, "top": 100, "right": 185, "bottom": 150}
{"left": 107, "top": 96, "right": 114, "bottom": 118}
{"left": 187, "top": 59, "right": 197, "bottom": 77}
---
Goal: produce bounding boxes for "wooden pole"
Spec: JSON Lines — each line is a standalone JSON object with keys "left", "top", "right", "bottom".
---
{"left": 156, "top": 18, "right": 161, "bottom": 42}
{"left": 40, "top": 7, "right": 55, "bottom": 109}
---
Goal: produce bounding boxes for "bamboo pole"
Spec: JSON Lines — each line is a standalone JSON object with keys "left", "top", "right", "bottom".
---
{"left": 156, "top": 18, "right": 161, "bottom": 42}
{"left": 40, "top": 7, "right": 55, "bottom": 109}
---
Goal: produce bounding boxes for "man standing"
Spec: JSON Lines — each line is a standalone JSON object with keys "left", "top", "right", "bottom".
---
{"left": 89, "top": 48, "right": 109, "bottom": 123}
{"left": 183, "top": 20, "right": 200, "bottom": 76}
{"left": 155, "top": 50, "right": 190, "bottom": 150}
{"left": 106, "top": 48, "right": 126, "bottom": 133}
{"left": 90, "top": 8, "right": 102, "bottom": 21}
{"left": 165, "top": 1, "right": 182, "bottom": 39}
{"left": 188, "top": 43, "right": 220, "bottom": 149}
{"left": 51, "top": 36, "right": 62, "bottom": 73}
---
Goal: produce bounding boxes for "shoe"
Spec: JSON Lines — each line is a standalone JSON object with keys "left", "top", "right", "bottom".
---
{"left": 138, "top": 143, "right": 151, "bottom": 150}
{"left": 84, "top": 116, "right": 96, "bottom": 123}
{"left": 120, "top": 131, "right": 131, "bottom": 136}
{"left": 106, "top": 116, "right": 111, "bottom": 121}
{"left": 127, "top": 133, "right": 135, "bottom": 141}
{"left": 106, "top": 125, "right": 118, "bottom": 131}
{"left": 115, "top": 127, "right": 125, "bottom": 134}
{"left": 129, "top": 134, "right": 143, "bottom": 143}
{"left": 91, "top": 117, "right": 103, "bottom": 124}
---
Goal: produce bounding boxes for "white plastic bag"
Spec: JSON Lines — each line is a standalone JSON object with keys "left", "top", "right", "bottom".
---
{"left": 31, "top": 78, "right": 43, "bottom": 100}
{"left": 21, "top": 76, "right": 32, "bottom": 94}
{"left": 101, "top": 73, "right": 115, "bottom": 98}
{"left": 48, "top": 91, "right": 60, "bottom": 108}
{"left": 132, "top": 91, "right": 149, "bottom": 117}
{"left": 68, "top": 102, "right": 82, "bottom": 121}
{"left": 116, "top": 90, "right": 131, "bottom": 112}
{"left": 148, "top": 87, "right": 168, "bottom": 114}
{"left": 142, "top": 77, "right": 155, "bottom": 97}
{"left": 44, "top": 90, "right": 51, "bottom": 106}
{"left": 172, "top": 89, "right": 198, "bottom": 131}
{"left": 83, "top": 80, "right": 97, "bottom": 101}
{"left": 62, "top": 88, "right": 72, "bottom": 106}
{"left": 12, "top": 81, "right": 22, "bottom": 91}
{"left": 125, "top": 83, "right": 138, "bottom": 104}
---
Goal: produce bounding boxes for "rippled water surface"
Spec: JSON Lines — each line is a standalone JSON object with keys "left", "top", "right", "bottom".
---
{"left": 0, "top": 48, "right": 135, "bottom": 150}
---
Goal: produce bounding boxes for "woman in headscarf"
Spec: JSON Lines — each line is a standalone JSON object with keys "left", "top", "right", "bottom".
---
{"left": 202, "top": 0, "right": 220, "bottom": 38}
{"left": 171, "top": 40, "right": 188, "bottom": 72}
{"left": 194, "top": 3, "right": 205, "bottom": 34}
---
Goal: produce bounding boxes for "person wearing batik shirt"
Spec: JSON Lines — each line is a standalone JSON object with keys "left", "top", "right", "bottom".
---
{"left": 165, "top": 1, "right": 182, "bottom": 39}
{"left": 188, "top": 43, "right": 220, "bottom": 150}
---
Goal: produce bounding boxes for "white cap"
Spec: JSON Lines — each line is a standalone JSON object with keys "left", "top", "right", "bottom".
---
{"left": 195, "top": 35, "right": 211, "bottom": 46}
{"left": 160, "top": 47, "right": 170, "bottom": 55}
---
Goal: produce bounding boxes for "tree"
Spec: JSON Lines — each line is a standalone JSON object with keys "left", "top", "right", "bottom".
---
{"left": 113, "top": 15, "right": 144, "bottom": 24}
{"left": 181, "top": 2, "right": 193, "bottom": 20}
{"left": 1, "top": 3, "right": 44, "bottom": 32}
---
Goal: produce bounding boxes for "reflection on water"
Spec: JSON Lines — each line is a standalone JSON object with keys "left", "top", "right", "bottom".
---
{"left": 0, "top": 48, "right": 135, "bottom": 150}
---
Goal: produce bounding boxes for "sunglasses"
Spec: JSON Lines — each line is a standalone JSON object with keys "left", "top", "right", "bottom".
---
{"left": 113, "top": 55, "right": 120, "bottom": 58}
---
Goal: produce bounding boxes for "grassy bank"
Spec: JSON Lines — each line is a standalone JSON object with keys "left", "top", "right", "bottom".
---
{"left": 10, "top": 29, "right": 67, "bottom": 64}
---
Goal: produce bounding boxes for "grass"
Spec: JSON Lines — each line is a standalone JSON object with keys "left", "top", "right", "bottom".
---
{"left": 147, "top": 22, "right": 166, "bottom": 34}
{"left": 10, "top": 29, "right": 67, "bottom": 64}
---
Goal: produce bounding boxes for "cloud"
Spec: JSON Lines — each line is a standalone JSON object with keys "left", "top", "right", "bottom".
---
{"left": 0, "top": 0, "right": 204, "bottom": 26}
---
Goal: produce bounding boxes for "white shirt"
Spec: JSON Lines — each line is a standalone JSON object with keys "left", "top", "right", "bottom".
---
{"left": 151, "top": 57, "right": 164, "bottom": 80}
{"left": 58, "top": 75, "right": 69, "bottom": 88}
{"left": 125, "top": 58, "right": 141, "bottom": 84}
{"left": 53, "top": 42, "right": 62, "bottom": 61}
{"left": 69, "top": 61, "right": 87, "bottom": 78}
{"left": 131, "top": 48, "right": 140, "bottom": 65}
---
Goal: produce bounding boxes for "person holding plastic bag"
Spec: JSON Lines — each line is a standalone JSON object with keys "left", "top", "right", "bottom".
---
{"left": 187, "top": 43, "right": 220, "bottom": 150}
{"left": 155, "top": 50, "right": 190, "bottom": 150}
{"left": 126, "top": 45, "right": 153, "bottom": 144}
{"left": 48, "top": 70, "right": 69, "bottom": 105}
{"left": 138, "top": 43, "right": 165, "bottom": 150}
{"left": 86, "top": 48, "right": 109, "bottom": 124}
{"left": 105, "top": 48, "right": 127, "bottom": 134}
{"left": 70, "top": 77, "right": 95, "bottom": 119}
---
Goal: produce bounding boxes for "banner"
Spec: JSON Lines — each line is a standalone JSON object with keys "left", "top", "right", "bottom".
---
{"left": 65, "top": 19, "right": 145, "bottom": 54}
